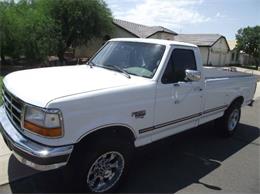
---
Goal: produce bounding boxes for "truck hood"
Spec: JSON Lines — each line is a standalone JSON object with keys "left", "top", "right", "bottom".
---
{"left": 3, "top": 65, "right": 146, "bottom": 107}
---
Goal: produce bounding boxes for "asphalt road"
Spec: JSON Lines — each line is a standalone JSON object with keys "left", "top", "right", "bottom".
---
{"left": 0, "top": 99, "right": 259, "bottom": 193}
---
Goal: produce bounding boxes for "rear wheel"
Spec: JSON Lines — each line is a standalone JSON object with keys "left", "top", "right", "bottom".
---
{"left": 227, "top": 108, "right": 240, "bottom": 132}
{"left": 215, "top": 103, "right": 241, "bottom": 137}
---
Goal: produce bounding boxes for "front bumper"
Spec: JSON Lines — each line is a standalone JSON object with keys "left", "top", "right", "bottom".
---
{"left": 0, "top": 106, "right": 73, "bottom": 171}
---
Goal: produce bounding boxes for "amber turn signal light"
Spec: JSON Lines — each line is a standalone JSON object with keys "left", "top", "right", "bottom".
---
{"left": 24, "top": 120, "right": 62, "bottom": 137}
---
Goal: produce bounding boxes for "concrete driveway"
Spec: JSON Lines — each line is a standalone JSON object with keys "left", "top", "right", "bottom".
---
{"left": 0, "top": 83, "right": 259, "bottom": 193}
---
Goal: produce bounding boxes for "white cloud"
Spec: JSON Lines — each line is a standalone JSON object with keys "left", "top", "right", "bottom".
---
{"left": 215, "top": 12, "right": 226, "bottom": 18}
{"left": 110, "top": 0, "right": 211, "bottom": 30}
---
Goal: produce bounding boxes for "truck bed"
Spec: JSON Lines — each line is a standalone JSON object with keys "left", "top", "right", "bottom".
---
{"left": 203, "top": 67, "right": 254, "bottom": 80}
{"left": 202, "top": 67, "right": 256, "bottom": 113}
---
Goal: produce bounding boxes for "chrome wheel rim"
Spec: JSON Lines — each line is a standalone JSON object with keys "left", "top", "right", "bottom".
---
{"left": 228, "top": 109, "right": 240, "bottom": 131}
{"left": 86, "top": 151, "right": 125, "bottom": 193}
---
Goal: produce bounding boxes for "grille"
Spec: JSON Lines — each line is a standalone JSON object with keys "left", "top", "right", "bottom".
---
{"left": 2, "top": 86, "right": 23, "bottom": 130}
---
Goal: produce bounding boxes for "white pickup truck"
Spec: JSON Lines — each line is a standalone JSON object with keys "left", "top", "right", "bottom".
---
{"left": 0, "top": 38, "right": 257, "bottom": 193}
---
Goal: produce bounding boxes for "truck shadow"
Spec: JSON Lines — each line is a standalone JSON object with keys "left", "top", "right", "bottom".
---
{"left": 120, "top": 122, "right": 259, "bottom": 193}
{"left": 7, "top": 122, "right": 259, "bottom": 193}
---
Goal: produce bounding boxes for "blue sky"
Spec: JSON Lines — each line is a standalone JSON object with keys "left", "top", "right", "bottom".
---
{"left": 105, "top": 0, "right": 260, "bottom": 40}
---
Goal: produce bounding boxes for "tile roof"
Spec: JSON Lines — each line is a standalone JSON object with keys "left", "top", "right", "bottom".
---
{"left": 112, "top": 19, "right": 228, "bottom": 49}
{"left": 174, "top": 34, "right": 223, "bottom": 46}
{"left": 113, "top": 19, "right": 177, "bottom": 38}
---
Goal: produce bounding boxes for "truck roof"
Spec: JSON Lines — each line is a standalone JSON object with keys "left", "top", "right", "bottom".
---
{"left": 110, "top": 38, "right": 198, "bottom": 48}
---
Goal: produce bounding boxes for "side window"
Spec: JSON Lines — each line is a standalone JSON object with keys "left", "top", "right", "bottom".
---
{"left": 162, "top": 49, "right": 197, "bottom": 84}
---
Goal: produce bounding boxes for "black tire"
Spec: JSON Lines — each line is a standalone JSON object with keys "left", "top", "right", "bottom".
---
{"left": 215, "top": 102, "right": 241, "bottom": 137}
{"left": 63, "top": 136, "right": 133, "bottom": 193}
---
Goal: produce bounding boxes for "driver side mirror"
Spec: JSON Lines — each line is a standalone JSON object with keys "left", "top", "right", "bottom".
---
{"left": 185, "top": 69, "right": 201, "bottom": 81}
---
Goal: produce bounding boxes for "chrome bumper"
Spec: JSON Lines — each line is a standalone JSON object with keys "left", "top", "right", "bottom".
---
{"left": 0, "top": 106, "right": 73, "bottom": 171}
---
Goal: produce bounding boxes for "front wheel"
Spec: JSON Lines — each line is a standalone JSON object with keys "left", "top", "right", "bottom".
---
{"left": 64, "top": 137, "right": 133, "bottom": 193}
{"left": 215, "top": 103, "right": 241, "bottom": 137}
{"left": 86, "top": 151, "right": 126, "bottom": 193}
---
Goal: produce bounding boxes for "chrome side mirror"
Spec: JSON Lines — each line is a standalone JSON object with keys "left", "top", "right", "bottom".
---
{"left": 185, "top": 69, "right": 201, "bottom": 81}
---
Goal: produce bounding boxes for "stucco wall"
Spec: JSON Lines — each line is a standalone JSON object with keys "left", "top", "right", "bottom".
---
{"left": 211, "top": 37, "right": 229, "bottom": 53}
{"left": 198, "top": 47, "right": 209, "bottom": 66}
{"left": 207, "top": 37, "right": 229, "bottom": 66}
{"left": 112, "top": 26, "right": 137, "bottom": 38}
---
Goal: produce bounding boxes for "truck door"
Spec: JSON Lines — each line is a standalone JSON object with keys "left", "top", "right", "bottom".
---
{"left": 152, "top": 47, "right": 203, "bottom": 140}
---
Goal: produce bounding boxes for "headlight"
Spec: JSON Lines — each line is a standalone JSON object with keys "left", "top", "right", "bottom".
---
{"left": 23, "top": 105, "right": 63, "bottom": 138}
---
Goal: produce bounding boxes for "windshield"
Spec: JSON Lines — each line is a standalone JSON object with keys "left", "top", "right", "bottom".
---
{"left": 91, "top": 41, "right": 166, "bottom": 78}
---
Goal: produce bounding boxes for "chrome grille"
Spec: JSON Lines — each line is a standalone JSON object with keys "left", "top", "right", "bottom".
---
{"left": 2, "top": 86, "right": 23, "bottom": 130}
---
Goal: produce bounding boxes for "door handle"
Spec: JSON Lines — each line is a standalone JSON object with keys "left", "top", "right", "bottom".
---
{"left": 173, "top": 82, "right": 187, "bottom": 87}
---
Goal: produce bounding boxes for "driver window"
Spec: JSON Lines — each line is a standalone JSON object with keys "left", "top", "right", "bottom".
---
{"left": 162, "top": 48, "right": 197, "bottom": 84}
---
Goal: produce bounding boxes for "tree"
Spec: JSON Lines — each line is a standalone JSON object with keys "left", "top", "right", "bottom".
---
{"left": 17, "top": 0, "right": 60, "bottom": 62}
{"left": 0, "top": 0, "right": 113, "bottom": 65}
{"left": 236, "top": 26, "right": 260, "bottom": 69}
{"left": 0, "top": 1, "right": 19, "bottom": 63}
{"left": 45, "top": 0, "right": 114, "bottom": 63}
{"left": 0, "top": 0, "right": 59, "bottom": 63}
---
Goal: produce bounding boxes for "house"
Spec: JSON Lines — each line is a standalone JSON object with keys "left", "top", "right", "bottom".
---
{"left": 75, "top": 19, "right": 177, "bottom": 58}
{"left": 174, "top": 34, "right": 230, "bottom": 66}
{"left": 112, "top": 19, "right": 178, "bottom": 39}
{"left": 228, "top": 40, "right": 252, "bottom": 66}
{"left": 75, "top": 19, "right": 230, "bottom": 66}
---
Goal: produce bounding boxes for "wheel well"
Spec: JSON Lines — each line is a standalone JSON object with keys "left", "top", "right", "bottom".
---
{"left": 68, "top": 126, "right": 136, "bottom": 166}
{"left": 230, "top": 96, "right": 244, "bottom": 107}
{"left": 77, "top": 126, "right": 136, "bottom": 147}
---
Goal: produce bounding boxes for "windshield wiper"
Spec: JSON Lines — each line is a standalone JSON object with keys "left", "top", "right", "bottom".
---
{"left": 105, "top": 65, "right": 131, "bottom": 79}
{"left": 86, "top": 61, "right": 96, "bottom": 68}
